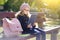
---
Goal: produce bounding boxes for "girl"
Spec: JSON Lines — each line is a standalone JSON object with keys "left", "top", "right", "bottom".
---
{"left": 15, "top": 3, "right": 46, "bottom": 40}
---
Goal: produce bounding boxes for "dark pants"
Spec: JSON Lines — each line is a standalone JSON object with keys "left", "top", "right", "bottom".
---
{"left": 22, "top": 28, "right": 46, "bottom": 40}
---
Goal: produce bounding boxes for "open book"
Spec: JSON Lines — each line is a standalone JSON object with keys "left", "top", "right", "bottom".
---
{"left": 28, "top": 14, "right": 37, "bottom": 25}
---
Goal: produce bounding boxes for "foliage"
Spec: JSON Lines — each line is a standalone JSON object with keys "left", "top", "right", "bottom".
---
{"left": 1, "top": 0, "right": 60, "bottom": 19}
{"left": 0, "top": 0, "right": 7, "bottom": 5}
{"left": 3, "top": 0, "right": 35, "bottom": 12}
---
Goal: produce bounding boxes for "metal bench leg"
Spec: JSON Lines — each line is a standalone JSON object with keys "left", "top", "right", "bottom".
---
{"left": 36, "top": 33, "right": 41, "bottom": 40}
{"left": 36, "top": 33, "right": 46, "bottom": 40}
{"left": 51, "top": 30, "right": 58, "bottom": 40}
{"left": 41, "top": 32, "right": 46, "bottom": 40}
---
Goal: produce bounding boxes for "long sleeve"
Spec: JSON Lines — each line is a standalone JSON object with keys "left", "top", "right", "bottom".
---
{"left": 17, "top": 15, "right": 29, "bottom": 31}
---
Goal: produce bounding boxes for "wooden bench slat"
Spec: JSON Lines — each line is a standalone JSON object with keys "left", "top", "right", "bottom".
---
{"left": 0, "top": 12, "right": 15, "bottom": 18}
{"left": 44, "top": 26, "right": 60, "bottom": 33}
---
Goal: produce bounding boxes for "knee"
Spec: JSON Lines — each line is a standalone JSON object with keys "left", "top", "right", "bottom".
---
{"left": 36, "top": 33, "right": 41, "bottom": 36}
{"left": 41, "top": 31, "right": 46, "bottom": 35}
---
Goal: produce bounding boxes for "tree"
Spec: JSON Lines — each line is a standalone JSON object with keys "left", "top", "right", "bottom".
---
{"left": 3, "top": 0, "right": 35, "bottom": 12}
{"left": 0, "top": 0, "right": 7, "bottom": 5}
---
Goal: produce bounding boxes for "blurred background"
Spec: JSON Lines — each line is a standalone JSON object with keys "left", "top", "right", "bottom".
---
{"left": 0, "top": 0, "right": 60, "bottom": 40}
{"left": 0, "top": 0, "right": 60, "bottom": 26}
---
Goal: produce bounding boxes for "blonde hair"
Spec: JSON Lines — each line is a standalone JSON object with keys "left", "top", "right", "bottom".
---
{"left": 20, "top": 3, "right": 30, "bottom": 11}
{"left": 15, "top": 3, "right": 30, "bottom": 17}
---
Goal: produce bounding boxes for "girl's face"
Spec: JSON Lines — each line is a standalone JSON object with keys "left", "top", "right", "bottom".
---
{"left": 23, "top": 7, "right": 30, "bottom": 15}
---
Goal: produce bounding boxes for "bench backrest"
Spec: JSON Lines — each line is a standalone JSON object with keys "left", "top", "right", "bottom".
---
{"left": 0, "top": 12, "right": 46, "bottom": 27}
{"left": 0, "top": 12, "right": 15, "bottom": 18}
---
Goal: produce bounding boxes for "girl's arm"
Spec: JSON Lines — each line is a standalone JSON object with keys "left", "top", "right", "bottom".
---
{"left": 15, "top": 11, "right": 21, "bottom": 17}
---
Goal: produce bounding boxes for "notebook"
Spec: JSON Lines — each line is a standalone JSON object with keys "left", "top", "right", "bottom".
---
{"left": 28, "top": 14, "right": 37, "bottom": 25}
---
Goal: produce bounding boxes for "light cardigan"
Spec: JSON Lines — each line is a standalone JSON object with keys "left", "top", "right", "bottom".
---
{"left": 3, "top": 18, "right": 23, "bottom": 37}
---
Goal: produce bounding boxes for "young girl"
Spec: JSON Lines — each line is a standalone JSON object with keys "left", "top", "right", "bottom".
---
{"left": 15, "top": 3, "right": 46, "bottom": 40}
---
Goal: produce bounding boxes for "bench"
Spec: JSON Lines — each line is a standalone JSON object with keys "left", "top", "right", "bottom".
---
{"left": 44, "top": 26, "right": 60, "bottom": 40}
{"left": 0, "top": 12, "right": 15, "bottom": 26}
{"left": 0, "top": 12, "right": 60, "bottom": 40}
{"left": 0, "top": 12, "right": 15, "bottom": 18}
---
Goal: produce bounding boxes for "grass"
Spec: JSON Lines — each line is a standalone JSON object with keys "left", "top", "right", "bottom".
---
{"left": 45, "top": 18, "right": 60, "bottom": 26}
{"left": 0, "top": 27, "right": 3, "bottom": 33}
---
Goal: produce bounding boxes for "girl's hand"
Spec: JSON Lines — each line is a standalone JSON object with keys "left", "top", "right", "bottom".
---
{"left": 27, "top": 23, "right": 32, "bottom": 28}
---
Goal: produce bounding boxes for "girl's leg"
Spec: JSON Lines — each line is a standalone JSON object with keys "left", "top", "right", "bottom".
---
{"left": 29, "top": 29, "right": 41, "bottom": 40}
{"left": 35, "top": 28, "right": 46, "bottom": 40}
{"left": 35, "top": 33, "right": 41, "bottom": 40}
